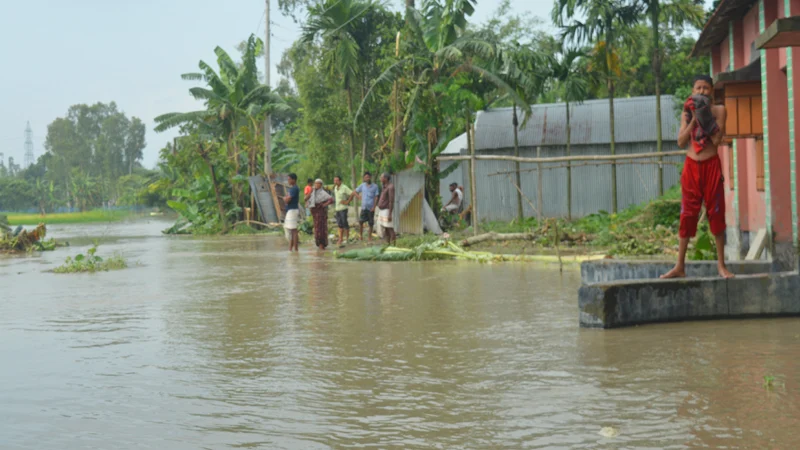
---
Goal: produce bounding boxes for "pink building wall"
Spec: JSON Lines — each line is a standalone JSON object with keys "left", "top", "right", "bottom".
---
{"left": 720, "top": 37, "right": 731, "bottom": 73}
{"left": 742, "top": 7, "right": 760, "bottom": 65}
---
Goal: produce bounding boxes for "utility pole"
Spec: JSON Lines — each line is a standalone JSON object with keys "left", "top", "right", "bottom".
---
{"left": 263, "top": 0, "right": 272, "bottom": 176}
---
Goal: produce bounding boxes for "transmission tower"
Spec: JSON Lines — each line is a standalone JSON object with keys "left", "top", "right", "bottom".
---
{"left": 24, "top": 122, "right": 34, "bottom": 168}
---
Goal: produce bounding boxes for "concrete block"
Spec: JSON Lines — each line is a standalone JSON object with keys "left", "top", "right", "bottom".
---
{"left": 579, "top": 277, "right": 728, "bottom": 328}
{"left": 580, "top": 260, "right": 772, "bottom": 285}
{"left": 728, "top": 272, "right": 800, "bottom": 316}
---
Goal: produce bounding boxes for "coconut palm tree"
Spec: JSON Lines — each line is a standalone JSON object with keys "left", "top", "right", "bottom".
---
{"left": 637, "top": 0, "right": 704, "bottom": 195}
{"left": 302, "top": 0, "right": 376, "bottom": 188}
{"left": 552, "top": 0, "right": 641, "bottom": 213}
{"left": 549, "top": 43, "right": 590, "bottom": 220}
{"left": 490, "top": 43, "right": 551, "bottom": 223}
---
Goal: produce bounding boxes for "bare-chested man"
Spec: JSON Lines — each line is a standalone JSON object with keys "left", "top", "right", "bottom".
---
{"left": 662, "top": 75, "right": 734, "bottom": 279}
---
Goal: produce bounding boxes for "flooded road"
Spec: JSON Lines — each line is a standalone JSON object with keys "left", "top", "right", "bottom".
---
{"left": 2, "top": 219, "right": 800, "bottom": 449}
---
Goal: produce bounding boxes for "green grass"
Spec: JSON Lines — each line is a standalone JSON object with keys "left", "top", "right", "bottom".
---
{"left": 6, "top": 209, "right": 138, "bottom": 225}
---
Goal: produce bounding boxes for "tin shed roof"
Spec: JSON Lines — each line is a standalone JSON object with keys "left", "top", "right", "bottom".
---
{"left": 474, "top": 95, "right": 680, "bottom": 151}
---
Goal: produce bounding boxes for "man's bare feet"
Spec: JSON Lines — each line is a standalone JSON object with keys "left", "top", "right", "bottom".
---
{"left": 718, "top": 265, "right": 735, "bottom": 278}
{"left": 660, "top": 266, "right": 686, "bottom": 279}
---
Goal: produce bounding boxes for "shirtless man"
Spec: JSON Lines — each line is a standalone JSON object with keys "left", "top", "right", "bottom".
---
{"left": 662, "top": 75, "right": 734, "bottom": 279}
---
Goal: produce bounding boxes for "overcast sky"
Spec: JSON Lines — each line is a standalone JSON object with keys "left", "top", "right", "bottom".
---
{"left": 0, "top": 0, "right": 707, "bottom": 169}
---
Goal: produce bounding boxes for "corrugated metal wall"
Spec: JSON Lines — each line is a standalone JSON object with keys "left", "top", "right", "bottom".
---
{"left": 393, "top": 170, "right": 425, "bottom": 233}
{"left": 457, "top": 143, "right": 684, "bottom": 222}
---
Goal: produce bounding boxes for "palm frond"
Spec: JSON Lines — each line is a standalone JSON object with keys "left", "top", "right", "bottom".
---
{"left": 198, "top": 61, "right": 230, "bottom": 98}
{"left": 153, "top": 111, "right": 213, "bottom": 133}
{"left": 463, "top": 63, "right": 531, "bottom": 120}
{"left": 181, "top": 73, "right": 204, "bottom": 81}
{"left": 214, "top": 46, "right": 239, "bottom": 84}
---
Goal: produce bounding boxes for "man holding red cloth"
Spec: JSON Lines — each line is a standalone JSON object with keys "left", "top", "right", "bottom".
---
{"left": 662, "top": 75, "right": 734, "bottom": 279}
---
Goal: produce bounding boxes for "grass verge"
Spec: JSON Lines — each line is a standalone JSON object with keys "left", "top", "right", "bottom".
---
{"left": 6, "top": 210, "right": 139, "bottom": 225}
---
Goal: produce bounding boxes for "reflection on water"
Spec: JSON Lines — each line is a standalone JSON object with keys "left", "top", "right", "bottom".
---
{"left": 1, "top": 219, "right": 800, "bottom": 449}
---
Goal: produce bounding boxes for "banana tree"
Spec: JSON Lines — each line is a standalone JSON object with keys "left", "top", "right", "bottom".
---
{"left": 155, "top": 34, "right": 288, "bottom": 214}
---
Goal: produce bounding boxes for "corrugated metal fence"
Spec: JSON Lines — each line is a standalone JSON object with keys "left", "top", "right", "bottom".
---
{"left": 450, "top": 143, "right": 684, "bottom": 222}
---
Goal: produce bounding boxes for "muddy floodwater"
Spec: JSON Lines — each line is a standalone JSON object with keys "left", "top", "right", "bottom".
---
{"left": 2, "top": 219, "right": 800, "bottom": 449}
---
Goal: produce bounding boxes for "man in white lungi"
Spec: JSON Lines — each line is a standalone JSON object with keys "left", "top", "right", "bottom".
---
{"left": 283, "top": 173, "right": 301, "bottom": 252}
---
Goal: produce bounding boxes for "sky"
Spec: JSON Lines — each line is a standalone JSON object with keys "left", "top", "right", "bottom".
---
{"left": 0, "top": 0, "right": 707, "bottom": 170}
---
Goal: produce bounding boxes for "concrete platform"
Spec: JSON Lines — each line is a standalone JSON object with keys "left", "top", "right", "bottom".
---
{"left": 578, "top": 260, "right": 799, "bottom": 328}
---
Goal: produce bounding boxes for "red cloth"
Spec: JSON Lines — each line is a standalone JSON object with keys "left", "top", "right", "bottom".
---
{"left": 683, "top": 96, "right": 720, "bottom": 153}
{"left": 680, "top": 156, "right": 726, "bottom": 238}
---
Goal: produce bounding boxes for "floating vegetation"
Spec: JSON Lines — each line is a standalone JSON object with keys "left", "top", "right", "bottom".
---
{"left": 53, "top": 244, "right": 127, "bottom": 273}
{"left": 0, "top": 217, "right": 62, "bottom": 253}
{"left": 335, "top": 240, "right": 605, "bottom": 264}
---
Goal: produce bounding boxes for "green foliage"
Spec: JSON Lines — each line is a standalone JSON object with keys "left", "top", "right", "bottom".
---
{"left": 40, "top": 102, "right": 147, "bottom": 210}
{"left": 0, "top": 178, "right": 36, "bottom": 211}
{"left": 54, "top": 244, "right": 127, "bottom": 273}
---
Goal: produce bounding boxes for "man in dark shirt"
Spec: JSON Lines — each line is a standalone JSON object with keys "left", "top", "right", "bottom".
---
{"left": 377, "top": 172, "right": 395, "bottom": 245}
{"left": 283, "top": 173, "right": 300, "bottom": 252}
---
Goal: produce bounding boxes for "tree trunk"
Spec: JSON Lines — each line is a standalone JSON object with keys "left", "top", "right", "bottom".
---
{"left": 537, "top": 146, "right": 543, "bottom": 224}
{"left": 607, "top": 23, "right": 618, "bottom": 213}
{"left": 513, "top": 104, "right": 524, "bottom": 223}
{"left": 360, "top": 85, "right": 368, "bottom": 180}
{"left": 346, "top": 88, "right": 357, "bottom": 189}
{"left": 202, "top": 148, "right": 228, "bottom": 233}
{"left": 652, "top": 2, "right": 664, "bottom": 196}
{"left": 566, "top": 100, "right": 572, "bottom": 220}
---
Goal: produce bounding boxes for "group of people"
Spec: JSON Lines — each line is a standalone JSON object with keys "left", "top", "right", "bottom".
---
{"left": 282, "top": 171, "right": 395, "bottom": 252}
{"left": 284, "top": 75, "right": 732, "bottom": 277}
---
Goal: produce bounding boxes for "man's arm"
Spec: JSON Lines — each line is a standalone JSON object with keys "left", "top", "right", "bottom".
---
{"left": 677, "top": 110, "right": 695, "bottom": 149}
{"left": 711, "top": 105, "right": 727, "bottom": 146}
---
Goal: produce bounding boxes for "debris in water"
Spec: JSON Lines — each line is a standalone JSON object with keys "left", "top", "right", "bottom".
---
{"left": 599, "top": 427, "right": 619, "bottom": 438}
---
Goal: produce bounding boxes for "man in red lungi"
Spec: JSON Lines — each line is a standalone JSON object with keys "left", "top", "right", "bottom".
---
{"left": 662, "top": 75, "right": 734, "bottom": 279}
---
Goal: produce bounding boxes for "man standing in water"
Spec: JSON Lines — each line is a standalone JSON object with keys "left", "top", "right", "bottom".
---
{"left": 333, "top": 175, "right": 352, "bottom": 246}
{"left": 662, "top": 75, "right": 733, "bottom": 279}
{"left": 283, "top": 173, "right": 300, "bottom": 252}
{"left": 377, "top": 172, "right": 396, "bottom": 245}
{"left": 346, "top": 172, "right": 380, "bottom": 242}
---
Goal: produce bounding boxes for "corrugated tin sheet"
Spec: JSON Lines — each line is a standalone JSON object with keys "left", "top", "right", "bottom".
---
{"left": 394, "top": 170, "right": 424, "bottom": 233}
{"left": 442, "top": 133, "right": 468, "bottom": 155}
{"left": 458, "top": 143, "right": 684, "bottom": 221}
{"left": 474, "top": 96, "right": 681, "bottom": 151}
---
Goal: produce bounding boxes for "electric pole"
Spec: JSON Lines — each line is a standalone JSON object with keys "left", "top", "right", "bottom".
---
{"left": 24, "top": 122, "right": 35, "bottom": 169}
{"left": 263, "top": 0, "right": 272, "bottom": 176}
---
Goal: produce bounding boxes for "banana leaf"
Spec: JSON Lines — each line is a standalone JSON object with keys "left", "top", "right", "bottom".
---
{"left": 335, "top": 239, "right": 606, "bottom": 264}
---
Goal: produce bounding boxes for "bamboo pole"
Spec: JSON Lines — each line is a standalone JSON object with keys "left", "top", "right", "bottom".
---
{"left": 468, "top": 110, "right": 478, "bottom": 236}
{"left": 487, "top": 160, "right": 683, "bottom": 176}
{"left": 437, "top": 150, "right": 686, "bottom": 164}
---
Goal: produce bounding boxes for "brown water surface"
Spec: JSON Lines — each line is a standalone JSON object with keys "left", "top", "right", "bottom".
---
{"left": 1, "top": 219, "right": 799, "bottom": 449}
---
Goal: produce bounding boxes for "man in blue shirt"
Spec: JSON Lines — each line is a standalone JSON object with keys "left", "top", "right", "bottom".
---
{"left": 283, "top": 173, "right": 300, "bottom": 252}
{"left": 345, "top": 171, "right": 380, "bottom": 242}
